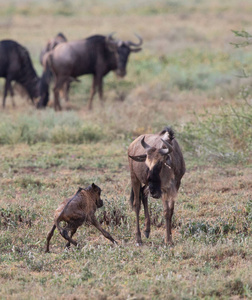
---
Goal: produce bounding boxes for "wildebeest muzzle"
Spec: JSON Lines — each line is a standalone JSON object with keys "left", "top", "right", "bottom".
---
{"left": 96, "top": 199, "right": 104, "bottom": 208}
{"left": 147, "top": 162, "right": 162, "bottom": 199}
{"left": 116, "top": 68, "right": 126, "bottom": 77}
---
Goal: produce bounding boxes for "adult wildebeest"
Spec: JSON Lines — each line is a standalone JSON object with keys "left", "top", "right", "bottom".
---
{"left": 46, "top": 183, "right": 117, "bottom": 253}
{"left": 128, "top": 127, "right": 186, "bottom": 245}
{"left": 39, "top": 32, "right": 67, "bottom": 65}
{"left": 0, "top": 40, "right": 47, "bottom": 108}
{"left": 39, "top": 33, "right": 68, "bottom": 106}
{"left": 37, "top": 33, "right": 142, "bottom": 111}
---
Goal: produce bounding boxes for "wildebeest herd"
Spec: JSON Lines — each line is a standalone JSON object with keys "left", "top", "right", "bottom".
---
{"left": 0, "top": 32, "right": 142, "bottom": 110}
{"left": 0, "top": 33, "right": 186, "bottom": 251}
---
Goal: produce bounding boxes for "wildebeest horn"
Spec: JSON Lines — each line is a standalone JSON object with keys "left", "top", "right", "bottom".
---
{"left": 141, "top": 136, "right": 152, "bottom": 150}
{"left": 127, "top": 34, "right": 143, "bottom": 47}
{"left": 107, "top": 32, "right": 123, "bottom": 48}
{"left": 160, "top": 139, "right": 173, "bottom": 154}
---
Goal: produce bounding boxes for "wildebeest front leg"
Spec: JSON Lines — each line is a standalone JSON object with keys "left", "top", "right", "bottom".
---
{"left": 3, "top": 78, "right": 11, "bottom": 108}
{"left": 132, "top": 183, "right": 142, "bottom": 245}
{"left": 45, "top": 224, "right": 56, "bottom": 253}
{"left": 142, "top": 188, "right": 150, "bottom": 238}
{"left": 9, "top": 84, "right": 16, "bottom": 107}
{"left": 91, "top": 217, "right": 117, "bottom": 244}
{"left": 97, "top": 77, "right": 103, "bottom": 105}
{"left": 88, "top": 76, "right": 97, "bottom": 110}
{"left": 162, "top": 195, "right": 174, "bottom": 245}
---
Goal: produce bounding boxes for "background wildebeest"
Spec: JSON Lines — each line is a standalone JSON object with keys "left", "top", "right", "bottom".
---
{"left": 39, "top": 32, "right": 67, "bottom": 65}
{"left": 39, "top": 33, "right": 68, "bottom": 106}
{"left": 37, "top": 33, "right": 142, "bottom": 111}
{"left": 0, "top": 40, "right": 47, "bottom": 108}
{"left": 46, "top": 183, "right": 117, "bottom": 253}
{"left": 128, "top": 127, "right": 186, "bottom": 245}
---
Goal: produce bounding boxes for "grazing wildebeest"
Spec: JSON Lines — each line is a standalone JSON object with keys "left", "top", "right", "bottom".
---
{"left": 0, "top": 40, "right": 47, "bottom": 108}
{"left": 46, "top": 183, "right": 117, "bottom": 253}
{"left": 128, "top": 127, "right": 186, "bottom": 245}
{"left": 39, "top": 32, "right": 67, "bottom": 65}
{"left": 37, "top": 33, "right": 142, "bottom": 111}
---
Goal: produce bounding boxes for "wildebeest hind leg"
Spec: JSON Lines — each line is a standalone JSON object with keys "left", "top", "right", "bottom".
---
{"left": 65, "top": 228, "right": 77, "bottom": 248}
{"left": 45, "top": 224, "right": 56, "bottom": 253}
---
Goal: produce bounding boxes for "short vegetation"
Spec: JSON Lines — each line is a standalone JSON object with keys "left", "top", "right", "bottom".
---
{"left": 0, "top": 1, "right": 251, "bottom": 299}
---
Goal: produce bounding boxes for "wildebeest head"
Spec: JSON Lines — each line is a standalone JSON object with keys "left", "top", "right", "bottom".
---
{"left": 106, "top": 33, "right": 142, "bottom": 77}
{"left": 86, "top": 183, "right": 104, "bottom": 208}
{"left": 129, "top": 137, "right": 173, "bottom": 199}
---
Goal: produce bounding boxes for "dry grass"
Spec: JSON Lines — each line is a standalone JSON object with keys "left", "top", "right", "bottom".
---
{"left": 0, "top": 1, "right": 252, "bottom": 299}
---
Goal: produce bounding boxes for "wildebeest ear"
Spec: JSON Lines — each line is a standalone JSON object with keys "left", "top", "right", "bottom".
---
{"left": 129, "top": 154, "right": 147, "bottom": 162}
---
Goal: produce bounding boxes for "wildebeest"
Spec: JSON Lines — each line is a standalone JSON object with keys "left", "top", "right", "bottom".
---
{"left": 46, "top": 183, "right": 117, "bottom": 253}
{"left": 0, "top": 40, "right": 47, "bottom": 108}
{"left": 37, "top": 33, "right": 142, "bottom": 111}
{"left": 39, "top": 33, "right": 68, "bottom": 106}
{"left": 39, "top": 32, "right": 67, "bottom": 65}
{"left": 128, "top": 127, "right": 186, "bottom": 245}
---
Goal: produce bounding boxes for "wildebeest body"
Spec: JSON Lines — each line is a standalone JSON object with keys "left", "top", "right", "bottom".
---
{"left": 46, "top": 183, "right": 117, "bottom": 252}
{"left": 0, "top": 39, "right": 42, "bottom": 107}
{"left": 38, "top": 34, "right": 142, "bottom": 110}
{"left": 128, "top": 127, "right": 185, "bottom": 245}
{"left": 39, "top": 32, "right": 67, "bottom": 65}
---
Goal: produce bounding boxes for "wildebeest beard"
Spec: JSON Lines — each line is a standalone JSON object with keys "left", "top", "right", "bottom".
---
{"left": 147, "top": 162, "right": 162, "bottom": 199}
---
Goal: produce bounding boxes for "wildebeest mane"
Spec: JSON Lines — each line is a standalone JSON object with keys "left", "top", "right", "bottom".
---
{"left": 16, "top": 43, "right": 39, "bottom": 98}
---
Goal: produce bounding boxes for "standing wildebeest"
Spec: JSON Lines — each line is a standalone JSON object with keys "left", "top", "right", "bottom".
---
{"left": 39, "top": 33, "right": 68, "bottom": 105}
{"left": 0, "top": 40, "right": 47, "bottom": 108}
{"left": 46, "top": 183, "right": 117, "bottom": 253}
{"left": 37, "top": 33, "right": 142, "bottom": 111}
{"left": 39, "top": 32, "right": 67, "bottom": 65}
{"left": 128, "top": 127, "right": 186, "bottom": 245}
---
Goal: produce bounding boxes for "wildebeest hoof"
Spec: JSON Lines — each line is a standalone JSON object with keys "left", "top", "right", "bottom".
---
{"left": 136, "top": 242, "right": 142, "bottom": 247}
{"left": 166, "top": 241, "right": 174, "bottom": 247}
{"left": 144, "top": 230, "right": 150, "bottom": 238}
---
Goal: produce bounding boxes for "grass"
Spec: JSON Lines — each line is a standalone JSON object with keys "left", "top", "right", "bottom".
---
{"left": 0, "top": 0, "right": 252, "bottom": 299}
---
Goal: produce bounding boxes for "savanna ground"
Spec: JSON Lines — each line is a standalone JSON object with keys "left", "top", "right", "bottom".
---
{"left": 0, "top": 0, "right": 252, "bottom": 299}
